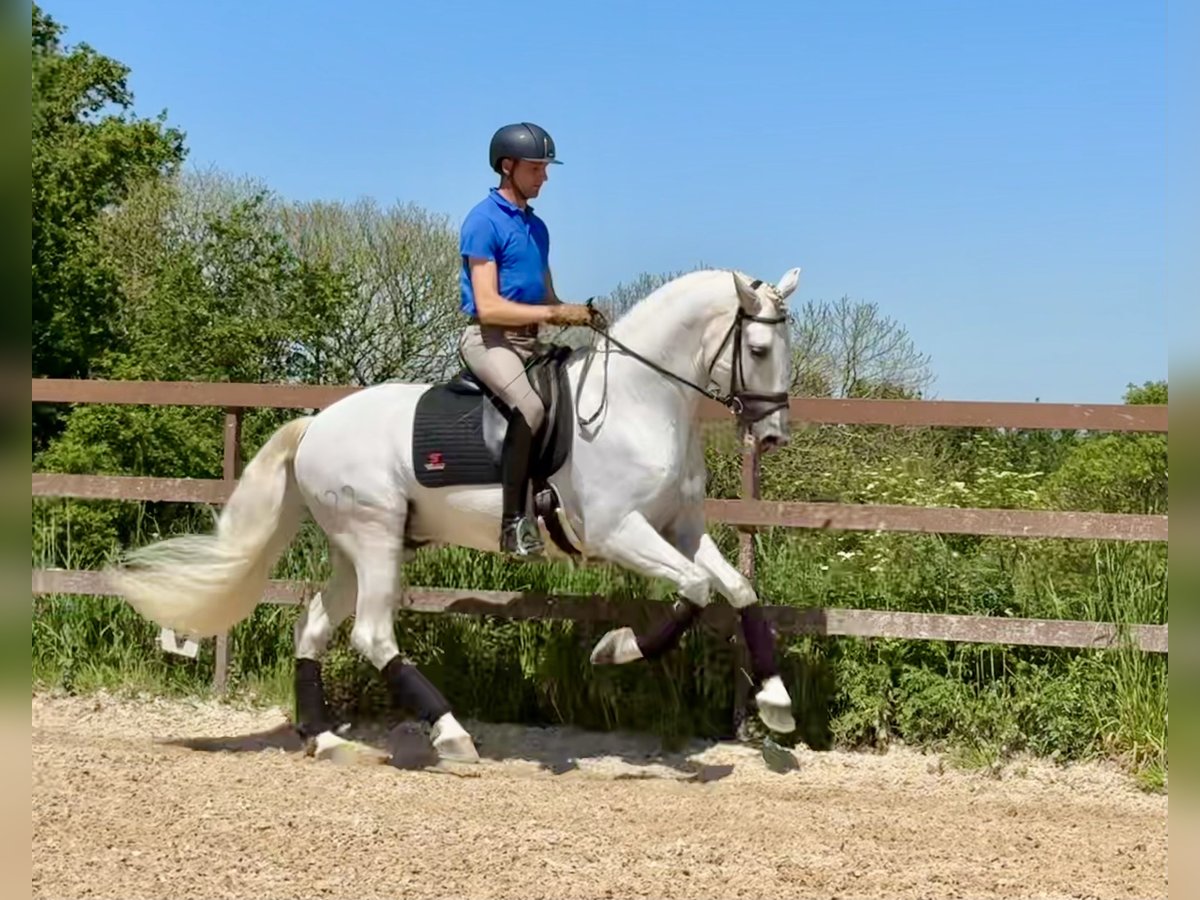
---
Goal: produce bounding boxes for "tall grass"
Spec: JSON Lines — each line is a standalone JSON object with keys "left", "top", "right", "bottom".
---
{"left": 32, "top": 497, "right": 1167, "bottom": 786}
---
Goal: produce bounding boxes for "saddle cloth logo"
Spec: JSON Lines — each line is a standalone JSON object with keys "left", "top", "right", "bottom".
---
{"left": 424, "top": 451, "right": 446, "bottom": 472}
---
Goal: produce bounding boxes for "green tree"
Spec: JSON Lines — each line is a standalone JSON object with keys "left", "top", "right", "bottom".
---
{"left": 1123, "top": 380, "right": 1168, "bottom": 406}
{"left": 790, "top": 295, "right": 933, "bottom": 399}
{"left": 278, "top": 196, "right": 464, "bottom": 384}
{"left": 35, "top": 176, "right": 353, "bottom": 563}
{"left": 1044, "top": 381, "right": 1168, "bottom": 515}
{"left": 32, "top": 4, "right": 186, "bottom": 446}
{"left": 96, "top": 177, "right": 348, "bottom": 385}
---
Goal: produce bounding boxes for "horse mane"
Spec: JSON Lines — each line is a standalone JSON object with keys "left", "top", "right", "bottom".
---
{"left": 607, "top": 268, "right": 740, "bottom": 341}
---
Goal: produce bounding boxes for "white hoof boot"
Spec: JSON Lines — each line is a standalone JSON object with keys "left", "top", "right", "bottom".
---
{"left": 311, "top": 730, "right": 389, "bottom": 766}
{"left": 312, "top": 730, "right": 348, "bottom": 758}
{"left": 431, "top": 713, "right": 480, "bottom": 764}
{"left": 755, "top": 675, "right": 796, "bottom": 734}
{"left": 589, "top": 627, "right": 644, "bottom": 665}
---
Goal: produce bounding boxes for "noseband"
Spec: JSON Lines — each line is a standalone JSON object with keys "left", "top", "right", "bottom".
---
{"left": 580, "top": 280, "right": 789, "bottom": 427}
{"left": 706, "top": 288, "right": 790, "bottom": 424}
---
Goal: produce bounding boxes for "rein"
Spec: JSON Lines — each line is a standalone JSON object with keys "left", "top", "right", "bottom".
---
{"left": 575, "top": 281, "right": 790, "bottom": 428}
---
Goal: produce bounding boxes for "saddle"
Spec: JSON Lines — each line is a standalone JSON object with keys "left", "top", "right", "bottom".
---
{"left": 411, "top": 344, "right": 579, "bottom": 554}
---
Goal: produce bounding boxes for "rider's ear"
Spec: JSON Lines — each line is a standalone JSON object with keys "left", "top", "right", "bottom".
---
{"left": 733, "top": 273, "right": 761, "bottom": 315}
{"left": 775, "top": 267, "right": 802, "bottom": 300}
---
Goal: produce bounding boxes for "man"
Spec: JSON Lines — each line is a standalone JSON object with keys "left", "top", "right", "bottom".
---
{"left": 458, "top": 122, "right": 593, "bottom": 557}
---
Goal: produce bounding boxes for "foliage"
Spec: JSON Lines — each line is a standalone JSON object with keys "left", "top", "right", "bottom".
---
{"left": 277, "top": 195, "right": 464, "bottom": 384}
{"left": 1044, "top": 382, "right": 1168, "bottom": 516}
{"left": 790, "top": 295, "right": 933, "bottom": 398}
{"left": 97, "top": 175, "right": 350, "bottom": 385}
{"left": 32, "top": 4, "right": 186, "bottom": 447}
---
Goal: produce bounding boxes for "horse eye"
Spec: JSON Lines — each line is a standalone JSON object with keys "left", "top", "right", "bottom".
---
{"left": 749, "top": 344, "right": 769, "bottom": 359}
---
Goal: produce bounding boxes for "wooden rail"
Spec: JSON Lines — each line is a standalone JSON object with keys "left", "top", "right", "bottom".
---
{"left": 705, "top": 499, "right": 1167, "bottom": 542}
{"left": 32, "top": 377, "right": 1169, "bottom": 432}
{"left": 31, "top": 474, "right": 1168, "bottom": 542}
{"left": 31, "top": 569, "right": 1168, "bottom": 654}
{"left": 30, "top": 378, "right": 1170, "bottom": 698}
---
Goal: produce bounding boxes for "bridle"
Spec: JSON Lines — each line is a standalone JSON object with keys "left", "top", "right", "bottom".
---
{"left": 577, "top": 279, "right": 790, "bottom": 427}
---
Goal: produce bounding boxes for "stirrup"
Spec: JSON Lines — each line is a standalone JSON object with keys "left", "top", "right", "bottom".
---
{"left": 501, "top": 516, "right": 544, "bottom": 557}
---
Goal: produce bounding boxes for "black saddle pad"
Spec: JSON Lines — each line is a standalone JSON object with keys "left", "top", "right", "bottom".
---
{"left": 411, "top": 348, "right": 575, "bottom": 489}
{"left": 411, "top": 385, "right": 502, "bottom": 488}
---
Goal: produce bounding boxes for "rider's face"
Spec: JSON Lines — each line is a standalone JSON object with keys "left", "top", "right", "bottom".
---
{"left": 506, "top": 159, "right": 549, "bottom": 198}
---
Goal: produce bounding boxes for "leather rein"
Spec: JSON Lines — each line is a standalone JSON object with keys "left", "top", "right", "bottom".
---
{"left": 577, "top": 280, "right": 790, "bottom": 427}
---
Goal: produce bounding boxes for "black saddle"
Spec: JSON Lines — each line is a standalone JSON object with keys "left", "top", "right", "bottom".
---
{"left": 412, "top": 343, "right": 575, "bottom": 494}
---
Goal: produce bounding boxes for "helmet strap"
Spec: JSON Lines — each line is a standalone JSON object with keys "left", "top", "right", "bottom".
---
{"left": 499, "top": 161, "right": 531, "bottom": 207}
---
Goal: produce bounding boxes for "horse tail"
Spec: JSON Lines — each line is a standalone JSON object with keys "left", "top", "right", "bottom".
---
{"left": 106, "top": 416, "right": 314, "bottom": 639}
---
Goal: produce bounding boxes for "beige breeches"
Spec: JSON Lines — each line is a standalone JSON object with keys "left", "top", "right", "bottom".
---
{"left": 457, "top": 324, "right": 546, "bottom": 434}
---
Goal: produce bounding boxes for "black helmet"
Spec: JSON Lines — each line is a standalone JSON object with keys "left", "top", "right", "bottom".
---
{"left": 489, "top": 122, "right": 562, "bottom": 174}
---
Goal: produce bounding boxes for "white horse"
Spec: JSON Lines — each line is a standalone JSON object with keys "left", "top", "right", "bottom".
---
{"left": 108, "top": 266, "right": 802, "bottom": 763}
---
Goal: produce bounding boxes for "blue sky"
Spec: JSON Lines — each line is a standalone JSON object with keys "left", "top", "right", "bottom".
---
{"left": 42, "top": 0, "right": 1173, "bottom": 402}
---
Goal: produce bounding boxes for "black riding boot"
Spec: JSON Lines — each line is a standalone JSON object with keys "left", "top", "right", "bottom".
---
{"left": 500, "top": 412, "right": 544, "bottom": 557}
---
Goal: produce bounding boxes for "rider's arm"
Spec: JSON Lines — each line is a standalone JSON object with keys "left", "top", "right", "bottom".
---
{"left": 543, "top": 268, "right": 562, "bottom": 305}
{"left": 470, "top": 258, "right": 553, "bottom": 327}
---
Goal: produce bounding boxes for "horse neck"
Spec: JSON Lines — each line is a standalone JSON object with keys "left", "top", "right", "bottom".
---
{"left": 603, "top": 272, "right": 735, "bottom": 410}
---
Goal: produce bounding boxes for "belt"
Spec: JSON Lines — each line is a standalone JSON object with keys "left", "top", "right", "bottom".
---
{"left": 468, "top": 318, "right": 538, "bottom": 336}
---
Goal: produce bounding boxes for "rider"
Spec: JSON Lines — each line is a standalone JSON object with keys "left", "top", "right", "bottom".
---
{"left": 458, "top": 122, "right": 594, "bottom": 557}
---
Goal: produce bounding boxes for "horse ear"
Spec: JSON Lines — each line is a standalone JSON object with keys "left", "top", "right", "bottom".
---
{"left": 775, "top": 267, "right": 802, "bottom": 299}
{"left": 733, "top": 272, "right": 761, "bottom": 314}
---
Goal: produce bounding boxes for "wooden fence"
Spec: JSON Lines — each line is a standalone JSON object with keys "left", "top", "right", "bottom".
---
{"left": 31, "top": 378, "right": 1169, "bottom": 696}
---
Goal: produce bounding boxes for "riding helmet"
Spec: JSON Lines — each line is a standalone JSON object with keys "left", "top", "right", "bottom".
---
{"left": 489, "top": 122, "right": 562, "bottom": 173}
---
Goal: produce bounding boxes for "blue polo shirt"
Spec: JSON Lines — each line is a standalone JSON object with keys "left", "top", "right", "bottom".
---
{"left": 459, "top": 188, "right": 551, "bottom": 316}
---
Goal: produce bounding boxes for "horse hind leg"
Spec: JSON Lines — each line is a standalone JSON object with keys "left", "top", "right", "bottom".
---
{"left": 347, "top": 520, "right": 479, "bottom": 765}
{"left": 293, "top": 548, "right": 356, "bottom": 744}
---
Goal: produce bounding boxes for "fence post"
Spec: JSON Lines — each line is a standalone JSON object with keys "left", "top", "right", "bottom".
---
{"left": 213, "top": 406, "right": 243, "bottom": 693}
{"left": 732, "top": 427, "right": 760, "bottom": 737}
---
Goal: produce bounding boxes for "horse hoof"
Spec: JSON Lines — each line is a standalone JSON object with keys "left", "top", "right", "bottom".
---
{"left": 755, "top": 676, "right": 796, "bottom": 734}
{"left": 434, "top": 734, "right": 480, "bottom": 765}
{"left": 311, "top": 731, "right": 391, "bottom": 766}
{"left": 757, "top": 703, "right": 796, "bottom": 734}
{"left": 431, "top": 714, "right": 480, "bottom": 764}
{"left": 589, "top": 627, "right": 643, "bottom": 665}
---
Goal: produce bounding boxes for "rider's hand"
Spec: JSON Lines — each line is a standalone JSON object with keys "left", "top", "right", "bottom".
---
{"left": 546, "top": 303, "right": 595, "bottom": 327}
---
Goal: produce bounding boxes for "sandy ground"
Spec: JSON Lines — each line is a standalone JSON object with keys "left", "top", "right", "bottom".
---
{"left": 32, "top": 689, "right": 1166, "bottom": 900}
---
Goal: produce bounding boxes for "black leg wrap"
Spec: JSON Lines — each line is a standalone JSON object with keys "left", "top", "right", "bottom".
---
{"left": 383, "top": 656, "right": 451, "bottom": 724}
{"left": 740, "top": 604, "right": 780, "bottom": 682}
{"left": 294, "top": 658, "right": 331, "bottom": 738}
{"left": 635, "top": 598, "right": 702, "bottom": 660}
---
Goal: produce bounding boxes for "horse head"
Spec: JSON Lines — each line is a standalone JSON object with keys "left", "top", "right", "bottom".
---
{"left": 597, "top": 265, "right": 800, "bottom": 452}
{"left": 710, "top": 267, "right": 800, "bottom": 452}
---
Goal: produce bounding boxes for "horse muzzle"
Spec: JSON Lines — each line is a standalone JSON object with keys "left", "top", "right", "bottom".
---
{"left": 731, "top": 391, "right": 790, "bottom": 426}
{"left": 730, "top": 392, "right": 790, "bottom": 452}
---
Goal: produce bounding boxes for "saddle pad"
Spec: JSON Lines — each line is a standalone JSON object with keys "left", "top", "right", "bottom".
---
{"left": 411, "top": 386, "right": 501, "bottom": 488}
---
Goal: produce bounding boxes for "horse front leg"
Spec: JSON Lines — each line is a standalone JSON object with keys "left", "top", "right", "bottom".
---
{"left": 656, "top": 503, "right": 795, "bottom": 735}
{"left": 586, "top": 511, "right": 714, "bottom": 665}
{"left": 687, "top": 531, "right": 795, "bottom": 734}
